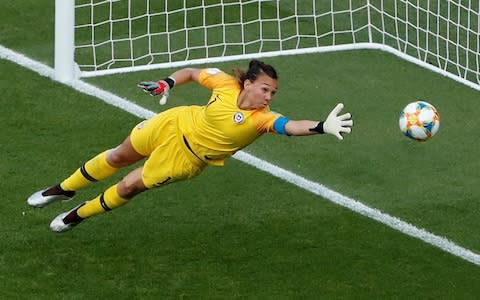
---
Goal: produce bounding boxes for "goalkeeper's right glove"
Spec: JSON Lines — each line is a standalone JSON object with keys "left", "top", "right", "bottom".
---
{"left": 310, "top": 103, "right": 353, "bottom": 140}
{"left": 138, "top": 77, "right": 175, "bottom": 105}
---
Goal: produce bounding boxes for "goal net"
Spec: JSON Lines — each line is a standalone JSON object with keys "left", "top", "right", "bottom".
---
{"left": 56, "top": 0, "right": 480, "bottom": 90}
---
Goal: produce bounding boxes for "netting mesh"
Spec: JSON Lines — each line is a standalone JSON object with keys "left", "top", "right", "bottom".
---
{"left": 72, "top": 0, "right": 480, "bottom": 88}
{"left": 74, "top": 0, "right": 369, "bottom": 73}
{"left": 370, "top": 0, "right": 480, "bottom": 85}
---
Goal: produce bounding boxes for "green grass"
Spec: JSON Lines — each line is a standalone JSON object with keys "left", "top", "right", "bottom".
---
{"left": 2, "top": 0, "right": 480, "bottom": 299}
{"left": 2, "top": 58, "right": 480, "bottom": 299}
{"left": 85, "top": 49, "right": 480, "bottom": 252}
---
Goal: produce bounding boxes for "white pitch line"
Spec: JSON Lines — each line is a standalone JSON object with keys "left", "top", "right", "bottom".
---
{"left": 233, "top": 152, "right": 480, "bottom": 266}
{"left": 1, "top": 45, "right": 479, "bottom": 266}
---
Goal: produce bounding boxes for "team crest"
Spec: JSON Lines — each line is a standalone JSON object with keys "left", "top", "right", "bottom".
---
{"left": 233, "top": 112, "right": 245, "bottom": 124}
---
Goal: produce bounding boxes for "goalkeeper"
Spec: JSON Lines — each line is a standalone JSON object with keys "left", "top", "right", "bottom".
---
{"left": 27, "top": 59, "right": 353, "bottom": 232}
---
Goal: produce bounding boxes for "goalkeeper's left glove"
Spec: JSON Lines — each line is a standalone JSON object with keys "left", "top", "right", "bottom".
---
{"left": 137, "top": 77, "right": 175, "bottom": 105}
{"left": 310, "top": 103, "right": 353, "bottom": 140}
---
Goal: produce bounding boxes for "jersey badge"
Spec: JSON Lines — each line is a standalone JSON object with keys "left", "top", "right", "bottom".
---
{"left": 233, "top": 112, "right": 245, "bottom": 124}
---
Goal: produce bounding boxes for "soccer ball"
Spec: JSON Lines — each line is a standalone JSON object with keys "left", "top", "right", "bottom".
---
{"left": 399, "top": 101, "right": 440, "bottom": 141}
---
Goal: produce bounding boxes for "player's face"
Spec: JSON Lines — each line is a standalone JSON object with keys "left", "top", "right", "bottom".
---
{"left": 243, "top": 74, "right": 278, "bottom": 109}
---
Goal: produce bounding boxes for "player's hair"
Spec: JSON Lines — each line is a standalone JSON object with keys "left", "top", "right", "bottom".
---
{"left": 233, "top": 59, "right": 278, "bottom": 87}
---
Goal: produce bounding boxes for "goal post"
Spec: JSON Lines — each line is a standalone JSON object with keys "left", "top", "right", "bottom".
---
{"left": 54, "top": 0, "right": 75, "bottom": 82}
{"left": 54, "top": 0, "right": 480, "bottom": 91}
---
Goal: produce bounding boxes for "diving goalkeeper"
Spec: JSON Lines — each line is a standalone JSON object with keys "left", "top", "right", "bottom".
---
{"left": 27, "top": 59, "right": 353, "bottom": 232}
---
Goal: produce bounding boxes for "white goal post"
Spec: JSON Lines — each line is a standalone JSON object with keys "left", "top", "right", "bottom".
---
{"left": 55, "top": 0, "right": 480, "bottom": 91}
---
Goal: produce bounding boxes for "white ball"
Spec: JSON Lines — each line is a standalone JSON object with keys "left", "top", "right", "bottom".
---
{"left": 399, "top": 101, "right": 440, "bottom": 141}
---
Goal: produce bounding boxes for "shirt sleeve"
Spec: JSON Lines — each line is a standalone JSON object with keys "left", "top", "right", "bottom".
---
{"left": 253, "top": 110, "right": 287, "bottom": 135}
{"left": 198, "top": 68, "right": 239, "bottom": 90}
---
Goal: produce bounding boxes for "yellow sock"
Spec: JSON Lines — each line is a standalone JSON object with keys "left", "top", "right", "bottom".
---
{"left": 60, "top": 150, "right": 119, "bottom": 191}
{"left": 77, "top": 184, "right": 129, "bottom": 218}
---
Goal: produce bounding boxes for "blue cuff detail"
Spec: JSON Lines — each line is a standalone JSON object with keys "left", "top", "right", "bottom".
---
{"left": 273, "top": 116, "right": 290, "bottom": 135}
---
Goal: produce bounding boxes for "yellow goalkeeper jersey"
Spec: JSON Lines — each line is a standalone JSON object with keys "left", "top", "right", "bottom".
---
{"left": 178, "top": 68, "right": 283, "bottom": 166}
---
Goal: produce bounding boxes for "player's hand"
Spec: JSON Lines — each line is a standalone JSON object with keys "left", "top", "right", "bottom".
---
{"left": 323, "top": 103, "right": 353, "bottom": 140}
{"left": 137, "top": 80, "right": 169, "bottom": 96}
{"left": 137, "top": 80, "right": 170, "bottom": 105}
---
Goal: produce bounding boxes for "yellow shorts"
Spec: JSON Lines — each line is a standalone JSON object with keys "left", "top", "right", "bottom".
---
{"left": 129, "top": 107, "right": 207, "bottom": 189}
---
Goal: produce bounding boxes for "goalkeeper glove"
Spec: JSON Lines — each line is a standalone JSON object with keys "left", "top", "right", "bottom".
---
{"left": 137, "top": 77, "right": 175, "bottom": 105}
{"left": 310, "top": 103, "right": 353, "bottom": 140}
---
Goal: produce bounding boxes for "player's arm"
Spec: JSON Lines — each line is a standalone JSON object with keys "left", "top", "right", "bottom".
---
{"left": 284, "top": 120, "right": 319, "bottom": 136}
{"left": 282, "top": 103, "right": 353, "bottom": 140}
{"left": 137, "top": 68, "right": 202, "bottom": 104}
{"left": 168, "top": 68, "right": 202, "bottom": 86}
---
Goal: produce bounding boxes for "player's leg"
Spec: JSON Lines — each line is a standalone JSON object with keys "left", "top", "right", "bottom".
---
{"left": 61, "top": 135, "right": 145, "bottom": 190}
{"left": 27, "top": 136, "right": 145, "bottom": 208}
{"left": 49, "top": 130, "right": 207, "bottom": 232}
{"left": 50, "top": 167, "right": 147, "bottom": 232}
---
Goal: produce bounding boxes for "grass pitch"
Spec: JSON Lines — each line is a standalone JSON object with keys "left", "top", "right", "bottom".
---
{"left": 1, "top": 0, "right": 480, "bottom": 298}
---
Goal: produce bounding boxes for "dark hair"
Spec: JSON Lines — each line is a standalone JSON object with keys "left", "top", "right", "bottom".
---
{"left": 233, "top": 59, "right": 278, "bottom": 87}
